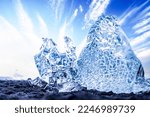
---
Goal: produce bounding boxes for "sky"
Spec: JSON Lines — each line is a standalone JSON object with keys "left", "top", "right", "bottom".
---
{"left": 0, "top": 0, "right": 150, "bottom": 79}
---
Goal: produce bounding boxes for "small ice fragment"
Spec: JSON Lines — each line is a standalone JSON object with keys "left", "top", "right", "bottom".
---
{"left": 28, "top": 77, "right": 48, "bottom": 89}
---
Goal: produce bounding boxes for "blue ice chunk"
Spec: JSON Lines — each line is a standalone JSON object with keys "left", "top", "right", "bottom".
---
{"left": 76, "top": 15, "right": 150, "bottom": 93}
{"left": 34, "top": 37, "right": 81, "bottom": 92}
{"left": 32, "top": 15, "right": 150, "bottom": 94}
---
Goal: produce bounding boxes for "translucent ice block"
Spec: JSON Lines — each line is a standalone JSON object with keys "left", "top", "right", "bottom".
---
{"left": 76, "top": 15, "right": 150, "bottom": 93}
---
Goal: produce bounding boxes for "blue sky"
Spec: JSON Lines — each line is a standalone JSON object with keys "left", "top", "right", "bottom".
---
{"left": 0, "top": 0, "right": 150, "bottom": 79}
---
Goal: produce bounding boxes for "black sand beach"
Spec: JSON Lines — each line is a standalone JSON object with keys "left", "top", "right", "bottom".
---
{"left": 0, "top": 80, "right": 150, "bottom": 100}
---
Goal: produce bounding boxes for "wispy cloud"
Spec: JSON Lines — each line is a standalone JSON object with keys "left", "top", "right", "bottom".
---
{"left": 0, "top": 16, "right": 39, "bottom": 78}
{"left": 144, "top": 11, "right": 150, "bottom": 18}
{"left": 0, "top": 0, "right": 64, "bottom": 79}
{"left": 134, "top": 24, "right": 150, "bottom": 34}
{"left": 119, "top": 9, "right": 135, "bottom": 25}
{"left": 49, "top": 0, "right": 66, "bottom": 21}
{"left": 131, "top": 6, "right": 150, "bottom": 35}
{"left": 49, "top": 0, "right": 80, "bottom": 53}
{"left": 119, "top": 0, "right": 150, "bottom": 48}
{"left": 67, "top": 9, "right": 78, "bottom": 25}
{"left": 133, "top": 18, "right": 150, "bottom": 30}
{"left": 57, "top": 8, "right": 79, "bottom": 52}
{"left": 130, "top": 31, "right": 150, "bottom": 47}
{"left": 84, "top": 0, "right": 110, "bottom": 28}
{"left": 15, "top": 0, "right": 41, "bottom": 49}
{"left": 0, "top": 0, "right": 43, "bottom": 78}
{"left": 128, "top": 3, "right": 150, "bottom": 47}
{"left": 16, "top": 0, "right": 33, "bottom": 32}
{"left": 79, "top": 5, "right": 83, "bottom": 13}
{"left": 134, "top": 40, "right": 150, "bottom": 52}
{"left": 119, "top": 0, "right": 149, "bottom": 25}
{"left": 137, "top": 6, "right": 150, "bottom": 19}
{"left": 37, "top": 14, "right": 49, "bottom": 37}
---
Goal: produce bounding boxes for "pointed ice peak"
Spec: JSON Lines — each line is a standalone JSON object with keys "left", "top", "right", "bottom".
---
{"left": 64, "top": 36, "right": 72, "bottom": 44}
{"left": 76, "top": 14, "right": 150, "bottom": 93}
{"left": 42, "top": 38, "right": 56, "bottom": 46}
{"left": 64, "top": 36, "right": 75, "bottom": 48}
{"left": 64, "top": 36, "right": 76, "bottom": 56}
{"left": 34, "top": 36, "right": 81, "bottom": 92}
{"left": 38, "top": 38, "right": 58, "bottom": 56}
{"left": 40, "top": 38, "right": 57, "bottom": 50}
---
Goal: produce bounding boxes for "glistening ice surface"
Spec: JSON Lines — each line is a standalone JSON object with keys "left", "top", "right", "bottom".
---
{"left": 76, "top": 15, "right": 150, "bottom": 93}
{"left": 34, "top": 37, "right": 81, "bottom": 92}
{"left": 33, "top": 15, "right": 150, "bottom": 93}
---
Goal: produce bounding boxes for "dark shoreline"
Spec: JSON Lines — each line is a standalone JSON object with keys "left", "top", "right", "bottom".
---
{"left": 0, "top": 80, "right": 150, "bottom": 100}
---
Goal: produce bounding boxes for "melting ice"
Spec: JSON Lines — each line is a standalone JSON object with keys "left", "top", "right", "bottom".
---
{"left": 31, "top": 37, "right": 81, "bottom": 92}
{"left": 76, "top": 15, "right": 150, "bottom": 93}
{"left": 30, "top": 15, "right": 150, "bottom": 93}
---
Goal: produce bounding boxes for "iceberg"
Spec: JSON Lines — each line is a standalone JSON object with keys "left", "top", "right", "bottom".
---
{"left": 76, "top": 15, "right": 150, "bottom": 93}
{"left": 33, "top": 37, "right": 81, "bottom": 92}
{"left": 31, "top": 14, "right": 150, "bottom": 94}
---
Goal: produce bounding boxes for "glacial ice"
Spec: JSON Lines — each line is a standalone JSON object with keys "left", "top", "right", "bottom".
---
{"left": 33, "top": 37, "right": 81, "bottom": 92}
{"left": 31, "top": 14, "right": 150, "bottom": 94}
{"left": 28, "top": 77, "right": 48, "bottom": 89}
{"left": 76, "top": 15, "right": 150, "bottom": 93}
